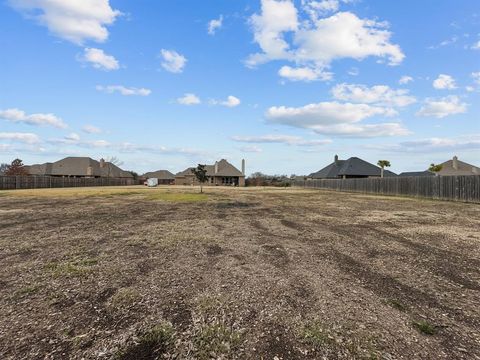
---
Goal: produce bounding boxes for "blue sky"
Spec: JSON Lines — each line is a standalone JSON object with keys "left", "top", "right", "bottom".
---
{"left": 0, "top": 0, "right": 479, "bottom": 175}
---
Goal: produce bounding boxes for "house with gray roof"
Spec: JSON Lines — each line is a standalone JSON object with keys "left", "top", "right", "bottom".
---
{"left": 25, "top": 157, "right": 133, "bottom": 178}
{"left": 309, "top": 155, "right": 397, "bottom": 179}
{"left": 142, "top": 170, "right": 175, "bottom": 184}
{"left": 175, "top": 159, "right": 246, "bottom": 186}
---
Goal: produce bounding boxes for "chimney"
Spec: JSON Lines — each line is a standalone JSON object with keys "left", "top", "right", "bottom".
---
{"left": 241, "top": 159, "right": 245, "bottom": 175}
{"left": 99, "top": 158, "right": 106, "bottom": 168}
{"left": 214, "top": 161, "right": 218, "bottom": 174}
{"left": 334, "top": 154, "right": 339, "bottom": 164}
{"left": 452, "top": 156, "right": 458, "bottom": 170}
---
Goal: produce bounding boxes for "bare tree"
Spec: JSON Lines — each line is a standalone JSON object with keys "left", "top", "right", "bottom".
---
{"left": 5, "top": 159, "right": 28, "bottom": 176}
{"left": 104, "top": 156, "right": 124, "bottom": 178}
{"left": 0, "top": 163, "right": 8, "bottom": 175}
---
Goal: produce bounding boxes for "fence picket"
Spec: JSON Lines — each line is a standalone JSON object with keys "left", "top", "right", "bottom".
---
{"left": 295, "top": 176, "right": 480, "bottom": 203}
{"left": 0, "top": 176, "right": 140, "bottom": 190}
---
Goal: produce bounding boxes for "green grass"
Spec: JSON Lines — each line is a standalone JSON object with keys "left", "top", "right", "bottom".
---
{"left": 115, "top": 322, "right": 175, "bottom": 359}
{"left": 301, "top": 321, "right": 334, "bottom": 347}
{"left": 194, "top": 321, "right": 243, "bottom": 359}
{"left": 412, "top": 320, "right": 436, "bottom": 335}
{"left": 13, "top": 285, "right": 40, "bottom": 299}
{"left": 44, "top": 258, "right": 97, "bottom": 277}
{"left": 386, "top": 299, "right": 406, "bottom": 311}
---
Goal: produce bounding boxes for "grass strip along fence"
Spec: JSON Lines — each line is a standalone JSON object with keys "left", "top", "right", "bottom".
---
{"left": 294, "top": 175, "right": 480, "bottom": 203}
{"left": 0, "top": 176, "right": 140, "bottom": 190}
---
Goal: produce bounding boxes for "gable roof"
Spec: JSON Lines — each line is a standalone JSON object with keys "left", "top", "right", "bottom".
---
{"left": 26, "top": 157, "right": 133, "bottom": 178}
{"left": 310, "top": 156, "right": 397, "bottom": 178}
{"left": 143, "top": 170, "right": 175, "bottom": 179}
{"left": 176, "top": 159, "right": 244, "bottom": 178}
{"left": 438, "top": 157, "right": 479, "bottom": 176}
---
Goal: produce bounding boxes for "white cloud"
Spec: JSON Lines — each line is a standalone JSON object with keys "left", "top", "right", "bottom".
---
{"left": 247, "top": 1, "right": 404, "bottom": 81}
{"left": 81, "top": 48, "right": 119, "bottom": 70}
{"left": 232, "top": 134, "right": 331, "bottom": 146}
{"left": 0, "top": 108, "right": 67, "bottom": 128}
{"left": 278, "top": 65, "right": 332, "bottom": 81}
{"left": 160, "top": 49, "right": 187, "bottom": 73}
{"left": 82, "top": 125, "right": 102, "bottom": 134}
{"left": 65, "top": 132, "right": 80, "bottom": 141}
{"left": 8, "top": 0, "right": 121, "bottom": 45}
{"left": 208, "top": 15, "right": 223, "bottom": 35}
{"left": 248, "top": 0, "right": 299, "bottom": 66}
{"left": 294, "top": 12, "right": 404, "bottom": 65}
{"left": 399, "top": 136, "right": 480, "bottom": 152}
{"left": 428, "top": 36, "right": 458, "bottom": 50}
{"left": 466, "top": 86, "right": 475, "bottom": 92}
{"left": 399, "top": 75, "right": 413, "bottom": 85}
{"left": 331, "top": 83, "right": 416, "bottom": 107}
{"left": 303, "top": 0, "right": 340, "bottom": 16}
{"left": 211, "top": 95, "right": 241, "bottom": 107}
{"left": 265, "top": 101, "right": 409, "bottom": 137}
{"left": 471, "top": 40, "right": 480, "bottom": 50}
{"left": 177, "top": 93, "right": 201, "bottom": 105}
{"left": 48, "top": 136, "right": 111, "bottom": 148}
{"left": 433, "top": 74, "right": 457, "bottom": 90}
{"left": 307, "top": 123, "right": 410, "bottom": 137}
{"left": 0, "top": 132, "right": 40, "bottom": 144}
{"left": 372, "top": 135, "right": 480, "bottom": 153}
{"left": 239, "top": 145, "right": 263, "bottom": 153}
{"left": 96, "top": 85, "right": 151, "bottom": 96}
{"left": 266, "top": 101, "right": 397, "bottom": 126}
{"left": 347, "top": 67, "right": 359, "bottom": 76}
{"left": 472, "top": 72, "right": 480, "bottom": 85}
{"left": 416, "top": 96, "right": 467, "bottom": 118}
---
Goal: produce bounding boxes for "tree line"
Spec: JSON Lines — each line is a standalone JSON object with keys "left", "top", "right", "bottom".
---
{"left": 0, "top": 159, "right": 28, "bottom": 176}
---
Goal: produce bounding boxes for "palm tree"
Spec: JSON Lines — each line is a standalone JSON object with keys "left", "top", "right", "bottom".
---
{"left": 377, "top": 160, "right": 391, "bottom": 178}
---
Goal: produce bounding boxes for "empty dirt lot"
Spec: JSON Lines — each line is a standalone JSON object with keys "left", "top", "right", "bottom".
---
{"left": 1, "top": 186, "right": 479, "bottom": 359}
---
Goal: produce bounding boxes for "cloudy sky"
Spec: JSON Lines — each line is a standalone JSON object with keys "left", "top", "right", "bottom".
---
{"left": 0, "top": 0, "right": 479, "bottom": 175}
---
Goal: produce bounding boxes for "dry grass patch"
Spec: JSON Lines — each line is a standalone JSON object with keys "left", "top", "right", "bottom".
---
{"left": 109, "top": 288, "right": 142, "bottom": 309}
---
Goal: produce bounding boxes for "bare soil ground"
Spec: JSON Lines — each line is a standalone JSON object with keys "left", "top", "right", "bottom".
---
{"left": 1, "top": 186, "right": 479, "bottom": 359}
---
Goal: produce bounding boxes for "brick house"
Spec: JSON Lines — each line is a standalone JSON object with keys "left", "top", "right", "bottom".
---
{"left": 25, "top": 157, "right": 133, "bottom": 178}
{"left": 175, "top": 159, "right": 246, "bottom": 186}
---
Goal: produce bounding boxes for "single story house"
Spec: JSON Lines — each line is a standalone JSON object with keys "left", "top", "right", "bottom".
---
{"left": 175, "top": 159, "right": 245, "bottom": 186}
{"left": 142, "top": 170, "right": 176, "bottom": 185}
{"left": 437, "top": 156, "right": 479, "bottom": 176}
{"left": 399, "top": 156, "right": 479, "bottom": 177}
{"left": 309, "top": 155, "right": 397, "bottom": 179}
{"left": 25, "top": 157, "right": 133, "bottom": 178}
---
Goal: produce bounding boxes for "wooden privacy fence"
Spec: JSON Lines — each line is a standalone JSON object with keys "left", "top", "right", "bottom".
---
{"left": 294, "top": 175, "right": 480, "bottom": 203}
{"left": 0, "top": 176, "right": 139, "bottom": 190}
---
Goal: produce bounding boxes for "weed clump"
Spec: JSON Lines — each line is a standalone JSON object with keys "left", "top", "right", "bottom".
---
{"left": 412, "top": 320, "right": 436, "bottom": 335}
{"left": 116, "top": 322, "right": 175, "bottom": 359}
